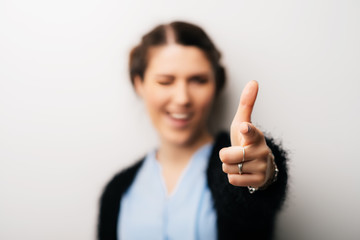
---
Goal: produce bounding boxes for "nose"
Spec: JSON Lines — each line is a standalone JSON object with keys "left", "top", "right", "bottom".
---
{"left": 172, "top": 81, "right": 191, "bottom": 106}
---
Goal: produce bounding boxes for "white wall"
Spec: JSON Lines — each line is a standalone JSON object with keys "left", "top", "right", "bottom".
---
{"left": 1, "top": 0, "right": 359, "bottom": 239}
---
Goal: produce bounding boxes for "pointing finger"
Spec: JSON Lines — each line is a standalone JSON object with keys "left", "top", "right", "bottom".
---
{"left": 233, "top": 80, "right": 259, "bottom": 123}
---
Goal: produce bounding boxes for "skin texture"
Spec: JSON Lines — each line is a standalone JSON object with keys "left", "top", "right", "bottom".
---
{"left": 135, "top": 44, "right": 275, "bottom": 193}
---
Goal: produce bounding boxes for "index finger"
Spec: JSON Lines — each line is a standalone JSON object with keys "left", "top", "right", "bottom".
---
{"left": 233, "top": 80, "right": 259, "bottom": 123}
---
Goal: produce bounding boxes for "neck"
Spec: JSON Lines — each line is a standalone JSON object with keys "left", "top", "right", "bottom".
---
{"left": 157, "top": 132, "right": 213, "bottom": 168}
{"left": 156, "top": 130, "right": 213, "bottom": 195}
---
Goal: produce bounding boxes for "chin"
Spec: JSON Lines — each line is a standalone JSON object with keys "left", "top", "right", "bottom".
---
{"left": 166, "top": 133, "right": 192, "bottom": 147}
{"left": 162, "top": 128, "right": 206, "bottom": 147}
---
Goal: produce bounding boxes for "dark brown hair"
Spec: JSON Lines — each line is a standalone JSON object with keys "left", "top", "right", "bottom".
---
{"left": 129, "top": 21, "right": 226, "bottom": 95}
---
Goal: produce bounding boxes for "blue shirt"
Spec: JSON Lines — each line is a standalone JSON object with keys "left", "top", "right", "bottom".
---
{"left": 118, "top": 143, "right": 217, "bottom": 240}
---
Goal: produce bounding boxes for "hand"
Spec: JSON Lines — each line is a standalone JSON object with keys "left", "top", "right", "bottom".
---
{"left": 219, "top": 80, "right": 275, "bottom": 188}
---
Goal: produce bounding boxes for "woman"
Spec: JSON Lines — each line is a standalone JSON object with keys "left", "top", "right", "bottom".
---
{"left": 98, "top": 21, "right": 288, "bottom": 240}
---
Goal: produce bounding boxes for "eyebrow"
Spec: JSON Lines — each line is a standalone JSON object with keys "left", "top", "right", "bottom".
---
{"left": 189, "top": 73, "right": 209, "bottom": 77}
{"left": 154, "top": 73, "right": 210, "bottom": 78}
{"left": 155, "top": 74, "right": 174, "bottom": 78}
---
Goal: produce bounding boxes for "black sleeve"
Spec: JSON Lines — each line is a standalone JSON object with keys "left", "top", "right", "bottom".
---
{"left": 97, "top": 160, "right": 143, "bottom": 240}
{"left": 208, "top": 132, "right": 289, "bottom": 240}
{"left": 230, "top": 136, "right": 288, "bottom": 220}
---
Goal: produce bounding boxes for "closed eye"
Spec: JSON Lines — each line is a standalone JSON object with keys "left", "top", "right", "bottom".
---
{"left": 155, "top": 75, "right": 174, "bottom": 85}
{"left": 157, "top": 80, "right": 173, "bottom": 85}
{"left": 189, "top": 75, "right": 209, "bottom": 84}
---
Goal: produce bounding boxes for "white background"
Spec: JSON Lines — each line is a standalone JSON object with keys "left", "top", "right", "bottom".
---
{"left": 1, "top": 0, "right": 359, "bottom": 239}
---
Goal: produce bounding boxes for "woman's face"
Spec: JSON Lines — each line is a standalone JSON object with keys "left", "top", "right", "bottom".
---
{"left": 135, "top": 44, "right": 216, "bottom": 147}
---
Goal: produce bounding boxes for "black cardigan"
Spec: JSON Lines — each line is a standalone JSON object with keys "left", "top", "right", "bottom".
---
{"left": 98, "top": 132, "right": 288, "bottom": 240}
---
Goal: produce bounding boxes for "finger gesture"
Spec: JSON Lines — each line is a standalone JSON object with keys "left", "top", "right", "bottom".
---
{"left": 220, "top": 81, "right": 275, "bottom": 189}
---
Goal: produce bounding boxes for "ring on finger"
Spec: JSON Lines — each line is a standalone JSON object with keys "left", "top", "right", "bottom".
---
{"left": 238, "top": 163, "right": 243, "bottom": 175}
{"left": 242, "top": 147, "right": 245, "bottom": 163}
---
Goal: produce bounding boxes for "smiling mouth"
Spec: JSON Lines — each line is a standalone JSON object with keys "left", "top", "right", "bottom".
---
{"left": 168, "top": 112, "right": 192, "bottom": 120}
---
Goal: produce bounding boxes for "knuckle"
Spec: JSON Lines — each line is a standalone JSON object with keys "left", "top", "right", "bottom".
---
{"left": 258, "top": 161, "right": 267, "bottom": 173}
{"left": 259, "top": 147, "right": 271, "bottom": 159}
{"left": 268, "top": 151, "right": 275, "bottom": 160}
{"left": 262, "top": 151, "right": 269, "bottom": 160}
{"left": 257, "top": 174, "right": 266, "bottom": 185}
{"left": 265, "top": 146, "right": 272, "bottom": 155}
{"left": 257, "top": 130, "right": 265, "bottom": 139}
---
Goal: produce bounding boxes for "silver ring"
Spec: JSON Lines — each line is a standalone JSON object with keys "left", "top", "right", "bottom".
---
{"left": 242, "top": 147, "right": 245, "bottom": 163}
{"left": 238, "top": 163, "right": 243, "bottom": 175}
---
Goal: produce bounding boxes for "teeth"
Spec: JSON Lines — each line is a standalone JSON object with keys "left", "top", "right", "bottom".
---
{"left": 170, "top": 113, "right": 189, "bottom": 120}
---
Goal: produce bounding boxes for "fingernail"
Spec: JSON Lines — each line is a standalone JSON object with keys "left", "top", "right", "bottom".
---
{"left": 247, "top": 124, "right": 252, "bottom": 133}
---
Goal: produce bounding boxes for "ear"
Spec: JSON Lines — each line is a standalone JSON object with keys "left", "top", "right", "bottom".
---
{"left": 133, "top": 75, "right": 144, "bottom": 97}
